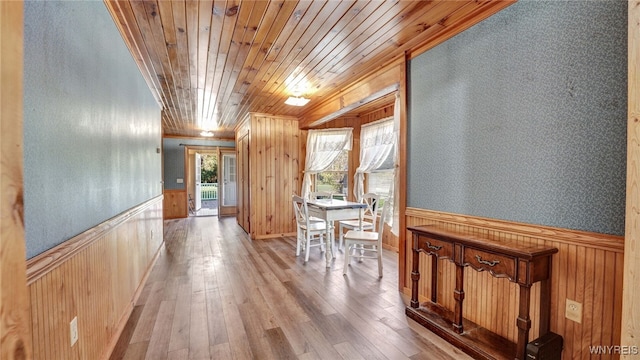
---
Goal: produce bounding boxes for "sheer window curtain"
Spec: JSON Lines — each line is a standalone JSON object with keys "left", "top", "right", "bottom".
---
{"left": 301, "top": 128, "right": 353, "bottom": 199}
{"left": 353, "top": 119, "right": 395, "bottom": 200}
{"left": 353, "top": 93, "right": 400, "bottom": 235}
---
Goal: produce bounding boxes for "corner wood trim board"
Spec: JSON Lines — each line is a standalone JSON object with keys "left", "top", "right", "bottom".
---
{"left": 25, "top": 195, "right": 163, "bottom": 284}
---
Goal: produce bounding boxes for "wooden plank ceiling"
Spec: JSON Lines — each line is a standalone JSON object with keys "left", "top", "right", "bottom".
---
{"left": 105, "top": 0, "right": 513, "bottom": 138}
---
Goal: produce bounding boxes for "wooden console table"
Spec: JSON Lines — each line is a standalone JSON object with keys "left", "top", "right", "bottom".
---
{"left": 406, "top": 225, "right": 558, "bottom": 360}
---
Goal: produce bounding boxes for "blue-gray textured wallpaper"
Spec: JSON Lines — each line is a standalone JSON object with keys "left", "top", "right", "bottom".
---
{"left": 23, "top": 1, "right": 162, "bottom": 258}
{"left": 408, "top": 0, "right": 627, "bottom": 235}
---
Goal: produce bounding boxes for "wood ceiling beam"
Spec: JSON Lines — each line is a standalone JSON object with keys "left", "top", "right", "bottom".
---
{"left": 303, "top": 83, "right": 398, "bottom": 129}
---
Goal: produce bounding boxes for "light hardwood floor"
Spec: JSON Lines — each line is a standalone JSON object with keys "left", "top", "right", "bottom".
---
{"left": 110, "top": 216, "right": 472, "bottom": 360}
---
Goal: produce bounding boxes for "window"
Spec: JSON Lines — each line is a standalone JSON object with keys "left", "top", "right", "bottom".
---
{"left": 315, "top": 149, "right": 348, "bottom": 198}
{"left": 356, "top": 117, "right": 395, "bottom": 201}
{"left": 302, "top": 128, "right": 352, "bottom": 199}
{"left": 367, "top": 138, "right": 394, "bottom": 202}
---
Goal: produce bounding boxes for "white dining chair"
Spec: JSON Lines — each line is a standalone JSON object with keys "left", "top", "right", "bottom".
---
{"left": 292, "top": 195, "right": 332, "bottom": 263}
{"left": 310, "top": 191, "right": 334, "bottom": 200}
{"left": 343, "top": 199, "right": 388, "bottom": 278}
{"left": 338, "top": 193, "right": 380, "bottom": 251}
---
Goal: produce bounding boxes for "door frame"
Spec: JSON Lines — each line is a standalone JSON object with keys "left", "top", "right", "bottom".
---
{"left": 194, "top": 152, "right": 202, "bottom": 211}
{"left": 184, "top": 146, "right": 218, "bottom": 216}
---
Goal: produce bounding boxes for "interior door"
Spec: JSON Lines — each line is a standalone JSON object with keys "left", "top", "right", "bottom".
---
{"left": 218, "top": 149, "right": 237, "bottom": 216}
{"left": 195, "top": 152, "right": 202, "bottom": 210}
{"left": 237, "top": 133, "right": 250, "bottom": 232}
{"left": 222, "top": 153, "right": 237, "bottom": 206}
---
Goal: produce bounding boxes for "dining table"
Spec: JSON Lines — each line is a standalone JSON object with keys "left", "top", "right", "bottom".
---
{"left": 305, "top": 198, "right": 367, "bottom": 267}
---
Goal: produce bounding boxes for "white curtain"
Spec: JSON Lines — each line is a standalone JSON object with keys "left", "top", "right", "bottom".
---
{"left": 353, "top": 119, "right": 395, "bottom": 201}
{"left": 301, "top": 128, "right": 353, "bottom": 199}
{"left": 353, "top": 92, "right": 400, "bottom": 235}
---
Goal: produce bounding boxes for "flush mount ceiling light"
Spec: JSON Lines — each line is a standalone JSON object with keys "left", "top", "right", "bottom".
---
{"left": 285, "top": 95, "right": 310, "bottom": 106}
{"left": 198, "top": 111, "right": 219, "bottom": 135}
{"left": 284, "top": 69, "right": 311, "bottom": 106}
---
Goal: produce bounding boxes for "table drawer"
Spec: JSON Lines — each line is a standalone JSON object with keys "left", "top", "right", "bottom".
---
{"left": 416, "top": 236, "right": 454, "bottom": 259}
{"left": 463, "top": 247, "right": 516, "bottom": 279}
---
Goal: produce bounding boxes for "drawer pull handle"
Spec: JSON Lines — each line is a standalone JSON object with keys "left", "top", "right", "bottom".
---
{"left": 475, "top": 255, "right": 500, "bottom": 267}
{"left": 427, "top": 242, "right": 442, "bottom": 251}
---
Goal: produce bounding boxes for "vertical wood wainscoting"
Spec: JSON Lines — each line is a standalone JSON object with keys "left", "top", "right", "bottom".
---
{"left": 26, "top": 196, "right": 164, "bottom": 360}
{"left": 404, "top": 208, "right": 624, "bottom": 359}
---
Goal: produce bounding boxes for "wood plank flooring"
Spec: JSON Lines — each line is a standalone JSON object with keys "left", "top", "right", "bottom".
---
{"left": 110, "top": 216, "right": 472, "bottom": 360}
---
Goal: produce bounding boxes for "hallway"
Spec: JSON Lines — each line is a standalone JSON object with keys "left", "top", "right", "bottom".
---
{"left": 110, "top": 216, "right": 471, "bottom": 360}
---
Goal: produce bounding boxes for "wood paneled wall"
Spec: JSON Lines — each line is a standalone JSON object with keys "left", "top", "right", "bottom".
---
{"left": 26, "top": 197, "right": 163, "bottom": 360}
{"left": 1, "top": 2, "right": 32, "bottom": 359}
{"left": 381, "top": 224, "right": 398, "bottom": 251}
{"left": 245, "top": 113, "right": 301, "bottom": 240}
{"left": 405, "top": 208, "right": 625, "bottom": 359}
{"left": 163, "top": 189, "right": 187, "bottom": 219}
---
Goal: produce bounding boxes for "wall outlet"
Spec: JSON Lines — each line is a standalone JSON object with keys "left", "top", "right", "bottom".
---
{"left": 70, "top": 316, "right": 78, "bottom": 346}
{"left": 565, "top": 299, "right": 582, "bottom": 323}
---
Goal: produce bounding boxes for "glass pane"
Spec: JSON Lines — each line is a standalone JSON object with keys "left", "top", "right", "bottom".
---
{"left": 315, "top": 150, "right": 348, "bottom": 196}
{"left": 316, "top": 171, "right": 347, "bottom": 195}
{"left": 367, "top": 171, "right": 394, "bottom": 197}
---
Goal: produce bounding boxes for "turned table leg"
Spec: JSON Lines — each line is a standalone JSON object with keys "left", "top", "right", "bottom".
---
{"left": 431, "top": 254, "right": 438, "bottom": 303}
{"left": 410, "top": 235, "right": 420, "bottom": 308}
{"left": 324, "top": 219, "right": 332, "bottom": 267}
